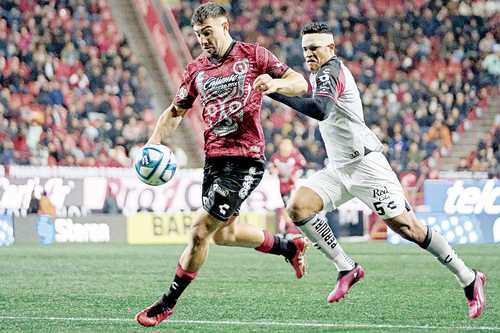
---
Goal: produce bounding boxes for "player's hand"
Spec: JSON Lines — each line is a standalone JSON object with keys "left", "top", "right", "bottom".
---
{"left": 254, "top": 74, "right": 278, "bottom": 95}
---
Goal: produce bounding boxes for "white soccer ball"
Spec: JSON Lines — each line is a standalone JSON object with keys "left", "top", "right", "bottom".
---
{"left": 134, "top": 144, "right": 177, "bottom": 186}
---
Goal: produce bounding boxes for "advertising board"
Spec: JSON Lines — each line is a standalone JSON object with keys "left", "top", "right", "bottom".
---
{"left": 127, "top": 212, "right": 271, "bottom": 244}
{"left": 388, "top": 179, "right": 499, "bottom": 244}
{"left": 13, "top": 215, "right": 127, "bottom": 244}
{"left": 0, "top": 170, "right": 283, "bottom": 216}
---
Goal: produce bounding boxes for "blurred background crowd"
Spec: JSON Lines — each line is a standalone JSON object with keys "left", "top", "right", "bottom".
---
{"left": 175, "top": 0, "right": 499, "bottom": 178}
{"left": 0, "top": 0, "right": 498, "bottom": 180}
{"left": 0, "top": 0, "right": 154, "bottom": 168}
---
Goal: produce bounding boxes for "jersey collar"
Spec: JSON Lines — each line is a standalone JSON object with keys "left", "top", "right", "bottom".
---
{"left": 322, "top": 55, "right": 338, "bottom": 68}
{"left": 207, "top": 40, "right": 237, "bottom": 65}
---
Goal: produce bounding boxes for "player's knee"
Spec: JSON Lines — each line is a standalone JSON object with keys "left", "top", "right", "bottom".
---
{"left": 190, "top": 220, "right": 212, "bottom": 248}
{"left": 286, "top": 200, "right": 310, "bottom": 222}
{"left": 286, "top": 187, "right": 323, "bottom": 222}
{"left": 212, "top": 233, "right": 225, "bottom": 245}
{"left": 190, "top": 229, "right": 209, "bottom": 249}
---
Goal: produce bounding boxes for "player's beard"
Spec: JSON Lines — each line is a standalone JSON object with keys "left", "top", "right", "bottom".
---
{"left": 204, "top": 46, "right": 216, "bottom": 56}
{"left": 306, "top": 58, "right": 320, "bottom": 72}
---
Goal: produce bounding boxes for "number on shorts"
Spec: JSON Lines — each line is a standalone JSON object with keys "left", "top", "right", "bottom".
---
{"left": 373, "top": 201, "right": 385, "bottom": 216}
{"left": 374, "top": 201, "right": 396, "bottom": 216}
{"left": 219, "top": 204, "right": 230, "bottom": 216}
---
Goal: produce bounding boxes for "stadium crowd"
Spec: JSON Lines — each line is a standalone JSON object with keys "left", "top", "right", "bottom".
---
{"left": 175, "top": 0, "right": 499, "bottom": 179}
{"left": 0, "top": 0, "right": 154, "bottom": 168}
{"left": 459, "top": 122, "right": 500, "bottom": 177}
{"left": 0, "top": 0, "right": 498, "bottom": 181}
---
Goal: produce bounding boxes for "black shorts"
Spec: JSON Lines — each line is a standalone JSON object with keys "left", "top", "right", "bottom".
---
{"left": 202, "top": 157, "right": 265, "bottom": 221}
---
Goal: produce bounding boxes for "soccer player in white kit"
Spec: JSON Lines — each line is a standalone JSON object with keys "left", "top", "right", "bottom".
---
{"left": 262, "top": 22, "right": 486, "bottom": 319}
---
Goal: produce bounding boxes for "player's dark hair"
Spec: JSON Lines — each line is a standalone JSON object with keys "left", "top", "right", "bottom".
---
{"left": 301, "top": 22, "right": 333, "bottom": 36}
{"left": 191, "top": 2, "right": 227, "bottom": 26}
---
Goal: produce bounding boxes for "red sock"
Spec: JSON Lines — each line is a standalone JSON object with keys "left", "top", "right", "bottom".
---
{"left": 255, "top": 230, "right": 274, "bottom": 253}
{"left": 175, "top": 263, "right": 198, "bottom": 280}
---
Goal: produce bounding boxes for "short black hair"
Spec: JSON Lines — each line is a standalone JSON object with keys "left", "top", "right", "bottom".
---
{"left": 301, "top": 22, "right": 333, "bottom": 36}
{"left": 191, "top": 2, "right": 227, "bottom": 26}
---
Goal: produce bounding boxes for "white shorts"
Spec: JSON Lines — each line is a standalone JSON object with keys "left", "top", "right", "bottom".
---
{"left": 301, "top": 152, "right": 408, "bottom": 219}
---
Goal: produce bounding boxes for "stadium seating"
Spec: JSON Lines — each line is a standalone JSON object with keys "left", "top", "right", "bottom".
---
{"left": 0, "top": 0, "right": 154, "bottom": 167}
{"left": 172, "top": 0, "right": 498, "bottom": 182}
{"left": 0, "top": 0, "right": 498, "bottom": 182}
{"left": 460, "top": 123, "right": 500, "bottom": 177}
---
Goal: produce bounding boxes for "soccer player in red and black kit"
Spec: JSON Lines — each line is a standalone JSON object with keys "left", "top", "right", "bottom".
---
{"left": 270, "top": 138, "right": 306, "bottom": 235}
{"left": 135, "top": 3, "right": 309, "bottom": 327}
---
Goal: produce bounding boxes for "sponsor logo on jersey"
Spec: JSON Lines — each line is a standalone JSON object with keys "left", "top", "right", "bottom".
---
{"left": 197, "top": 59, "right": 249, "bottom": 102}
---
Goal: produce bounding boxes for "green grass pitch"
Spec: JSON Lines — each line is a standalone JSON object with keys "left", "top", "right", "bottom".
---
{"left": 0, "top": 242, "right": 498, "bottom": 332}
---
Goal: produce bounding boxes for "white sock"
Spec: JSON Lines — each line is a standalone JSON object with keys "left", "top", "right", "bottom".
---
{"left": 422, "top": 227, "right": 475, "bottom": 287}
{"left": 295, "top": 214, "right": 355, "bottom": 271}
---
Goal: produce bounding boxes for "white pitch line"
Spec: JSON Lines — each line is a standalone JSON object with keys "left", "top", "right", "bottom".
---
{"left": 0, "top": 316, "right": 498, "bottom": 331}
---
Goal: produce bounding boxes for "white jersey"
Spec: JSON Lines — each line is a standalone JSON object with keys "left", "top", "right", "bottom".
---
{"left": 310, "top": 56, "right": 383, "bottom": 168}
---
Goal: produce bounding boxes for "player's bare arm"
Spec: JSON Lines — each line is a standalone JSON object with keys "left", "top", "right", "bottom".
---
{"left": 254, "top": 68, "right": 308, "bottom": 96}
{"left": 147, "top": 104, "right": 188, "bottom": 145}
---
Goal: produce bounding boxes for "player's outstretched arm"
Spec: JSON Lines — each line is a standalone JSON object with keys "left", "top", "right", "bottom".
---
{"left": 254, "top": 69, "right": 308, "bottom": 97}
{"left": 268, "top": 93, "right": 333, "bottom": 121}
{"left": 147, "top": 104, "right": 188, "bottom": 144}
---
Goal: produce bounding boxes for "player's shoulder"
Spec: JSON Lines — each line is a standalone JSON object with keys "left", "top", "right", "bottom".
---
{"left": 233, "top": 41, "right": 261, "bottom": 57}
{"left": 236, "top": 40, "right": 257, "bottom": 49}
{"left": 318, "top": 57, "right": 342, "bottom": 77}
{"left": 184, "top": 56, "right": 205, "bottom": 74}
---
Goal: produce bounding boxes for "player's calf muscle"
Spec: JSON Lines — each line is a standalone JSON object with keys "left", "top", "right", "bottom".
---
{"left": 385, "top": 213, "right": 426, "bottom": 244}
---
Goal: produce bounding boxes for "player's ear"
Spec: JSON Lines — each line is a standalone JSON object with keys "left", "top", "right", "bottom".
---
{"left": 222, "top": 19, "right": 229, "bottom": 32}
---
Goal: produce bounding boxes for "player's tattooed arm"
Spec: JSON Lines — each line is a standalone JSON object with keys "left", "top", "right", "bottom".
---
{"left": 147, "top": 104, "right": 188, "bottom": 144}
{"left": 254, "top": 69, "right": 308, "bottom": 96}
{"left": 267, "top": 93, "right": 334, "bottom": 121}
